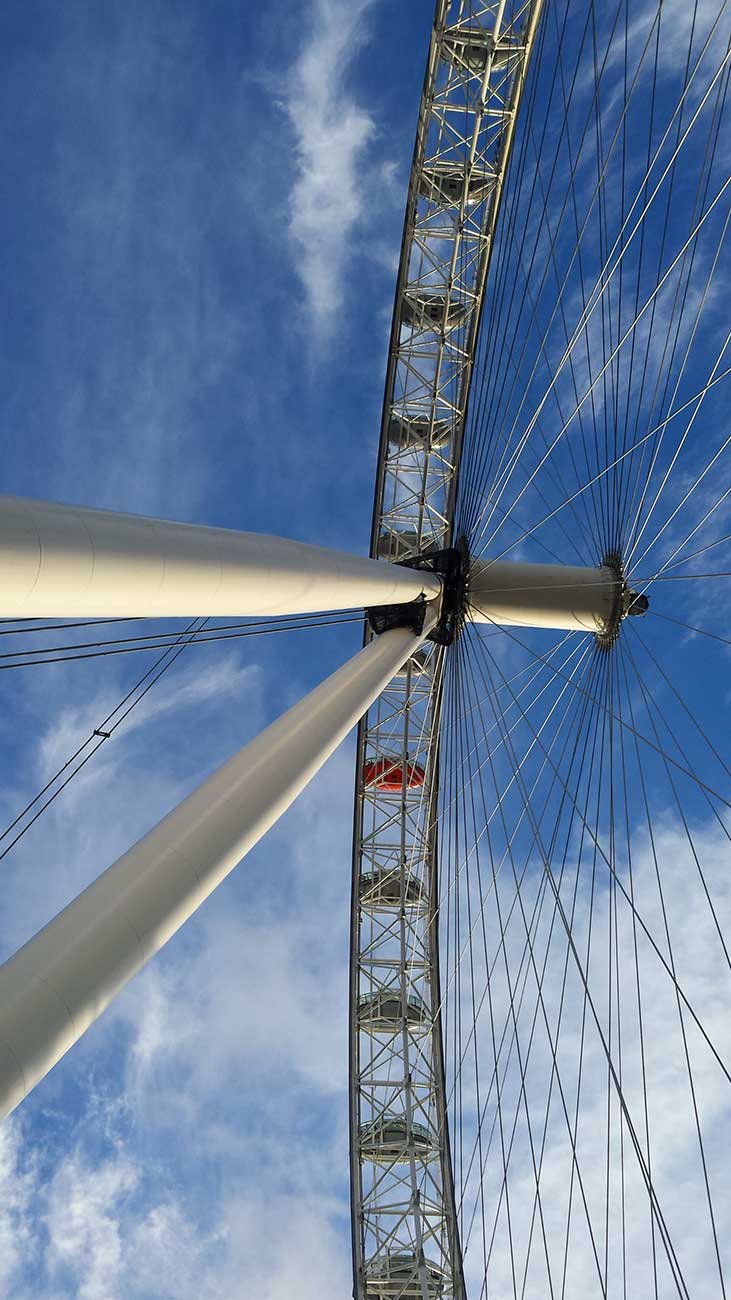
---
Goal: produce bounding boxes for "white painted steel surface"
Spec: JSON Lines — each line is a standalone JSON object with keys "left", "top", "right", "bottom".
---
{"left": 468, "top": 559, "right": 619, "bottom": 632}
{"left": 0, "top": 613, "right": 435, "bottom": 1118}
{"left": 0, "top": 496, "right": 441, "bottom": 618}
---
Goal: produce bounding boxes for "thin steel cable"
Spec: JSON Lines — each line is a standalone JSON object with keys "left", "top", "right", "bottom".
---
{"left": 471, "top": 630, "right": 691, "bottom": 1299}
{"left": 0, "top": 613, "right": 366, "bottom": 671}
{"left": 466, "top": 633, "right": 613, "bottom": 1297}
{"left": 617, "top": 639, "right": 728, "bottom": 1298}
{"left": 456, "top": 633, "right": 608, "bottom": 1294}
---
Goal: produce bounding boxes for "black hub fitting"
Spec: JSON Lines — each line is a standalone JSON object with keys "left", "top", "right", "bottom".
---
{"left": 367, "top": 598, "right": 428, "bottom": 637}
{"left": 367, "top": 542, "right": 467, "bottom": 646}
{"left": 625, "top": 591, "right": 649, "bottom": 617}
{"left": 597, "top": 550, "right": 650, "bottom": 648}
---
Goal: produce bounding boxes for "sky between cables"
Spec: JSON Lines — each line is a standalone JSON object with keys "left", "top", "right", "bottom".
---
{"left": 0, "top": 1, "right": 401, "bottom": 1296}
{"left": 0, "top": 1, "right": 729, "bottom": 1298}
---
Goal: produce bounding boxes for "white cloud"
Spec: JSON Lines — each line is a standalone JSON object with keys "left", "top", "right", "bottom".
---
{"left": 0, "top": 683, "right": 357, "bottom": 1283}
{"left": 447, "top": 815, "right": 731, "bottom": 1295}
{"left": 0, "top": 1120, "right": 37, "bottom": 1296}
{"left": 284, "top": 0, "right": 379, "bottom": 339}
{"left": 117, "top": 743, "right": 355, "bottom": 1106}
{"left": 39, "top": 1139, "right": 351, "bottom": 1300}
{"left": 625, "top": 0, "right": 730, "bottom": 73}
{"left": 35, "top": 652, "right": 262, "bottom": 783}
{"left": 208, "top": 1192, "right": 352, "bottom": 1300}
{"left": 0, "top": 747, "right": 357, "bottom": 1299}
{"left": 45, "top": 1151, "right": 138, "bottom": 1300}
{"left": 0, "top": 647, "right": 266, "bottom": 962}
{"left": 1, "top": 779, "right": 355, "bottom": 1296}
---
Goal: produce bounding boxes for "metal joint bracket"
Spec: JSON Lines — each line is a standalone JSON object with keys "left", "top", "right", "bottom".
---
{"left": 367, "top": 596, "right": 428, "bottom": 637}
{"left": 398, "top": 545, "right": 466, "bottom": 646}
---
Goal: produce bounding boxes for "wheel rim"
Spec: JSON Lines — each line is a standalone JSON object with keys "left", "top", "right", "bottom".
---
{"left": 351, "top": 4, "right": 544, "bottom": 1296}
{"left": 351, "top": 0, "right": 731, "bottom": 1296}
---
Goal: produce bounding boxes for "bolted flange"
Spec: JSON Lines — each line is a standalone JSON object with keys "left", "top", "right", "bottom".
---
{"left": 596, "top": 551, "right": 649, "bottom": 648}
{"left": 366, "top": 543, "right": 467, "bottom": 645}
{"left": 401, "top": 543, "right": 467, "bottom": 646}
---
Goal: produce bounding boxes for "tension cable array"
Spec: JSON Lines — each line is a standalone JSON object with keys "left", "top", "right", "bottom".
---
{"left": 0, "top": 608, "right": 363, "bottom": 862}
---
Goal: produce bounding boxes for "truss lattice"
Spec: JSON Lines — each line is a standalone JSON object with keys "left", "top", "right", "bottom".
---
{"left": 350, "top": 2, "right": 544, "bottom": 1297}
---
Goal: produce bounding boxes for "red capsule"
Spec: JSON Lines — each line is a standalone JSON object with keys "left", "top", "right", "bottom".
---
{"left": 363, "top": 756, "right": 426, "bottom": 791}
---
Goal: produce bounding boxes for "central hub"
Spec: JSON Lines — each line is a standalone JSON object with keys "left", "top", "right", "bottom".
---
{"left": 467, "top": 552, "right": 649, "bottom": 641}
{"left": 401, "top": 543, "right": 468, "bottom": 645}
{"left": 366, "top": 543, "right": 467, "bottom": 645}
{"left": 597, "top": 551, "right": 650, "bottom": 647}
{"left": 368, "top": 547, "right": 650, "bottom": 647}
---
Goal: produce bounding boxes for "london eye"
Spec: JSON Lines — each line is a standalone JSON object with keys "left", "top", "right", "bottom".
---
{"left": 0, "top": 2, "right": 730, "bottom": 1297}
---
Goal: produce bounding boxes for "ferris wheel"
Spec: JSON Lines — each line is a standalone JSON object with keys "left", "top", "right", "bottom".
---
{"left": 0, "top": 0, "right": 730, "bottom": 1297}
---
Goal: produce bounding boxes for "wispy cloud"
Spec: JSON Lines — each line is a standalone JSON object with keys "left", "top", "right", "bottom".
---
{"left": 35, "top": 653, "right": 262, "bottom": 783}
{"left": 41, "top": 1138, "right": 351, "bottom": 1300}
{"left": 45, "top": 1150, "right": 138, "bottom": 1300}
{"left": 2, "top": 747, "right": 356, "bottom": 1299}
{"left": 0, "top": 648, "right": 266, "bottom": 961}
{"left": 283, "top": 0, "right": 379, "bottom": 341}
{"left": 0, "top": 1120, "right": 36, "bottom": 1296}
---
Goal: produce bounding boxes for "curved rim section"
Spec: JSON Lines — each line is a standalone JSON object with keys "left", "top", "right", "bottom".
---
{"left": 350, "top": 4, "right": 545, "bottom": 1297}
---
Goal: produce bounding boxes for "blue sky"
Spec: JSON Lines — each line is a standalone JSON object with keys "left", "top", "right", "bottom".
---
{"left": 1, "top": 1, "right": 730, "bottom": 1296}
{"left": 0, "top": 2, "right": 430, "bottom": 1295}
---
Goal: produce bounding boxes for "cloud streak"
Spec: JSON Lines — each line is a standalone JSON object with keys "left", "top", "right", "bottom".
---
{"left": 284, "top": 0, "right": 379, "bottom": 342}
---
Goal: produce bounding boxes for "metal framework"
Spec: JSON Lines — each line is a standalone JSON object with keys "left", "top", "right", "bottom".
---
{"left": 0, "top": 0, "right": 723, "bottom": 1291}
{"left": 0, "top": 491, "right": 616, "bottom": 1124}
{"left": 350, "top": 3, "right": 544, "bottom": 1296}
{"left": 0, "top": 611, "right": 437, "bottom": 1119}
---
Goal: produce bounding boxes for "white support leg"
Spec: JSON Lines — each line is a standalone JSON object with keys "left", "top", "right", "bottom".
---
{"left": 0, "top": 495, "right": 441, "bottom": 618}
{"left": 467, "top": 559, "right": 620, "bottom": 634}
{"left": 0, "top": 610, "right": 435, "bottom": 1118}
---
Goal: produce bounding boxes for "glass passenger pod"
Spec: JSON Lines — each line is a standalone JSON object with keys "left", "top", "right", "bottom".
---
{"left": 359, "top": 1113, "right": 436, "bottom": 1165}
{"left": 419, "top": 163, "right": 495, "bottom": 207}
{"left": 358, "top": 988, "right": 430, "bottom": 1034}
{"left": 365, "top": 1254, "right": 447, "bottom": 1298}
{"left": 401, "top": 291, "right": 468, "bottom": 334}
{"left": 376, "top": 529, "right": 422, "bottom": 561}
{"left": 359, "top": 867, "right": 425, "bottom": 910}
{"left": 376, "top": 529, "right": 447, "bottom": 562}
{"left": 363, "top": 755, "right": 426, "bottom": 792}
{"left": 388, "top": 413, "right": 453, "bottom": 451}
{"left": 442, "top": 24, "right": 522, "bottom": 74}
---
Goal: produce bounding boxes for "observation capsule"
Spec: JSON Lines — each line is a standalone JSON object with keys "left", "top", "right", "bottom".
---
{"left": 442, "top": 26, "right": 520, "bottom": 73}
{"left": 359, "top": 1114, "right": 436, "bottom": 1165}
{"left": 365, "top": 1253, "right": 447, "bottom": 1298}
{"left": 419, "top": 163, "right": 495, "bottom": 206}
{"left": 358, "top": 988, "right": 429, "bottom": 1034}
{"left": 363, "top": 756, "right": 426, "bottom": 791}
{"left": 387, "top": 413, "right": 452, "bottom": 450}
{"left": 401, "top": 291, "right": 468, "bottom": 333}
{"left": 359, "top": 868, "right": 424, "bottom": 910}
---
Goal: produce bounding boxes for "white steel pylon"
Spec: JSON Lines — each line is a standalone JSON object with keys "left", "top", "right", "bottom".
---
{"left": 0, "top": 608, "right": 437, "bottom": 1118}
{"left": 467, "top": 559, "right": 623, "bottom": 632}
{"left": 0, "top": 495, "right": 441, "bottom": 618}
{"left": 0, "top": 491, "right": 631, "bottom": 1123}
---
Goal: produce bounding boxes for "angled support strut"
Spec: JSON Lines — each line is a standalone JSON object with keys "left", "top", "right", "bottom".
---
{"left": 0, "top": 495, "right": 442, "bottom": 618}
{"left": 0, "top": 607, "right": 436, "bottom": 1118}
